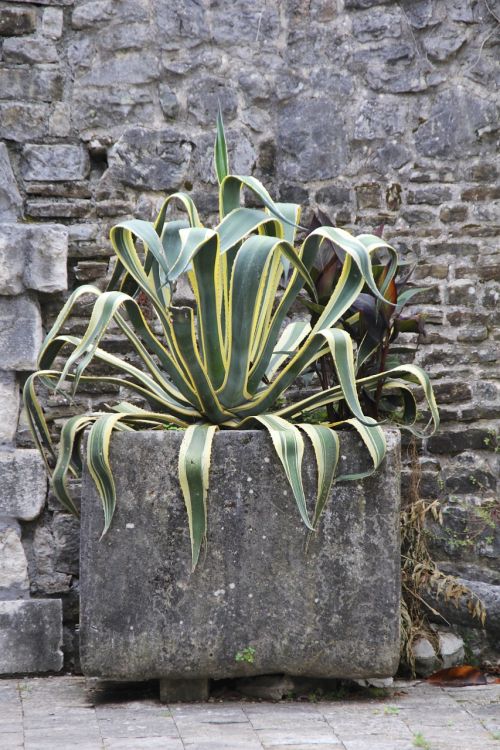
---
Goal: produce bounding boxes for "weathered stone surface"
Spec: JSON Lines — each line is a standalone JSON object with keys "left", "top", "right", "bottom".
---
{"left": 42, "top": 7, "right": 64, "bottom": 38}
{"left": 52, "top": 513, "right": 80, "bottom": 575}
{"left": 438, "top": 630, "right": 465, "bottom": 668}
{"left": 2, "top": 38, "right": 59, "bottom": 65}
{"left": 21, "top": 145, "right": 90, "bottom": 182}
{"left": 0, "top": 599, "right": 63, "bottom": 674}
{"left": 71, "top": 0, "right": 114, "bottom": 29}
{"left": 107, "top": 127, "right": 193, "bottom": 191}
{"left": 423, "top": 22, "right": 468, "bottom": 62}
{"left": 80, "top": 430, "right": 401, "bottom": 681}
{"left": 278, "top": 98, "right": 348, "bottom": 181}
{"left": 0, "top": 67, "right": 63, "bottom": 103}
{"left": 351, "top": 8, "right": 402, "bottom": 41}
{"left": 187, "top": 77, "right": 238, "bottom": 126}
{"left": 353, "top": 99, "right": 408, "bottom": 141}
{"left": 0, "top": 449, "right": 47, "bottom": 521}
{"left": 0, "top": 294, "right": 42, "bottom": 371}
{"left": 425, "top": 579, "right": 500, "bottom": 639}
{"left": 415, "top": 89, "right": 498, "bottom": 158}
{"left": 412, "top": 637, "right": 440, "bottom": 677}
{"left": 0, "top": 520, "right": 29, "bottom": 598}
{"left": 0, "top": 103, "right": 50, "bottom": 142}
{"left": 0, "top": 144, "right": 23, "bottom": 222}
{"left": 0, "top": 372, "right": 20, "bottom": 445}
{"left": 0, "top": 224, "right": 68, "bottom": 294}
{"left": 0, "top": 7, "right": 37, "bottom": 36}
{"left": 159, "top": 84, "right": 179, "bottom": 119}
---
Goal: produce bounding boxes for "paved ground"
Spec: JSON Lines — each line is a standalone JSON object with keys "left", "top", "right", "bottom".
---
{"left": 0, "top": 676, "right": 499, "bottom": 750}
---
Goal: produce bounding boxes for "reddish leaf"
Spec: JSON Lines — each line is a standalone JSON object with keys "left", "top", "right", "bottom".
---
{"left": 427, "top": 666, "right": 488, "bottom": 686}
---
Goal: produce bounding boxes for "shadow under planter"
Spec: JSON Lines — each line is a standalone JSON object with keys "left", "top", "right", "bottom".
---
{"left": 80, "top": 429, "right": 401, "bottom": 701}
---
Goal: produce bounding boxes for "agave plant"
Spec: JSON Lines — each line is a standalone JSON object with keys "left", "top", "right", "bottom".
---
{"left": 24, "top": 114, "right": 439, "bottom": 568}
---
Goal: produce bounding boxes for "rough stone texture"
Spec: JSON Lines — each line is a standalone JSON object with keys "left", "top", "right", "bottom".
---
{"left": 0, "top": 0, "right": 497, "bottom": 670}
{"left": 80, "top": 430, "right": 401, "bottom": 681}
{"left": 0, "top": 372, "right": 20, "bottom": 445}
{"left": 0, "top": 7, "right": 37, "bottom": 36}
{"left": 0, "top": 449, "right": 47, "bottom": 521}
{"left": 0, "top": 143, "right": 23, "bottom": 221}
{"left": 21, "top": 144, "right": 90, "bottom": 182}
{"left": 0, "top": 520, "right": 29, "bottom": 598}
{"left": 0, "top": 599, "right": 63, "bottom": 673}
{"left": 0, "top": 294, "right": 43, "bottom": 370}
{"left": 0, "top": 223, "right": 68, "bottom": 294}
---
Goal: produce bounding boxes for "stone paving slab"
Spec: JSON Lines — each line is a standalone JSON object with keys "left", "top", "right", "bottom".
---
{"left": 0, "top": 676, "right": 499, "bottom": 749}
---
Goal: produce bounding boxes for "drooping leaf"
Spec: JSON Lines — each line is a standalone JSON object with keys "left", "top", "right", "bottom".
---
{"left": 178, "top": 423, "right": 218, "bottom": 568}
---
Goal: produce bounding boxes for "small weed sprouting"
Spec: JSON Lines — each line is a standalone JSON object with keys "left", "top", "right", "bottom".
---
{"left": 413, "top": 732, "right": 431, "bottom": 749}
{"left": 384, "top": 705, "right": 400, "bottom": 715}
{"left": 235, "top": 646, "right": 256, "bottom": 664}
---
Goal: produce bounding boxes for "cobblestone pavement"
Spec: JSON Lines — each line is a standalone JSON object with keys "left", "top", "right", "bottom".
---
{"left": 0, "top": 676, "right": 499, "bottom": 750}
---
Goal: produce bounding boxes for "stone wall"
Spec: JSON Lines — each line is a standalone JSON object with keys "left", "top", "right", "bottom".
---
{"left": 0, "top": 0, "right": 498, "bottom": 672}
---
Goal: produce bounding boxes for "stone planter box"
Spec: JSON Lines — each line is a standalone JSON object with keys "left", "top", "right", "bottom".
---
{"left": 80, "top": 429, "right": 401, "bottom": 700}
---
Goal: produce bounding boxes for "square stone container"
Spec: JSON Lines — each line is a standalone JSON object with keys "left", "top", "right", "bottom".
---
{"left": 80, "top": 429, "right": 401, "bottom": 688}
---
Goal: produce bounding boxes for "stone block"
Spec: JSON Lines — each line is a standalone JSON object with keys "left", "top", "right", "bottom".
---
{"left": 0, "top": 599, "right": 63, "bottom": 674}
{"left": 107, "top": 127, "right": 193, "bottom": 191}
{"left": 0, "top": 223, "right": 68, "bottom": 295}
{"left": 0, "top": 144, "right": 23, "bottom": 223}
{"left": 438, "top": 630, "right": 465, "bottom": 668}
{"left": 0, "top": 294, "right": 42, "bottom": 370}
{"left": 0, "top": 372, "right": 20, "bottom": 445}
{"left": 425, "top": 579, "right": 500, "bottom": 640}
{"left": 412, "top": 636, "right": 440, "bottom": 677}
{"left": 353, "top": 99, "right": 408, "bottom": 141}
{"left": 2, "top": 38, "right": 59, "bottom": 64}
{"left": 278, "top": 97, "right": 349, "bottom": 181}
{"left": 71, "top": 0, "right": 115, "bottom": 29}
{"left": 0, "top": 520, "right": 29, "bottom": 598}
{"left": 0, "top": 449, "right": 47, "bottom": 521}
{"left": 0, "top": 103, "right": 50, "bottom": 143}
{"left": 80, "top": 429, "right": 401, "bottom": 681}
{"left": 0, "top": 67, "right": 63, "bottom": 103}
{"left": 0, "top": 7, "right": 37, "bottom": 36}
{"left": 23, "top": 224, "right": 68, "bottom": 293}
{"left": 159, "top": 84, "right": 179, "bottom": 119}
{"left": 41, "top": 7, "right": 64, "bottom": 38}
{"left": 351, "top": 8, "right": 402, "bottom": 42}
{"left": 21, "top": 145, "right": 90, "bottom": 182}
{"left": 415, "top": 89, "right": 498, "bottom": 158}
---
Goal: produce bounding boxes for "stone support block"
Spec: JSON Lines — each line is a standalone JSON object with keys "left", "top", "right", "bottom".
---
{"left": 0, "top": 224, "right": 68, "bottom": 294}
{"left": 0, "top": 599, "right": 63, "bottom": 674}
{"left": 0, "top": 294, "right": 43, "bottom": 370}
{"left": 0, "top": 144, "right": 23, "bottom": 222}
{"left": 0, "top": 372, "right": 20, "bottom": 445}
{"left": 0, "top": 449, "right": 47, "bottom": 521}
{"left": 21, "top": 144, "right": 90, "bottom": 182}
{"left": 0, "top": 520, "right": 29, "bottom": 598}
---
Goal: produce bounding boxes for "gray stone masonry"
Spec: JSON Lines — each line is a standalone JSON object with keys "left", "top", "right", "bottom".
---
{"left": 0, "top": 449, "right": 47, "bottom": 522}
{"left": 0, "top": 223, "right": 68, "bottom": 294}
{"left": 80, "top": 430, "right": 401, "bottom": 682}
{"left": 0, "top": 599, "right": 63, "bottom": 674}
{"left": 0, "top": 0, "right": 498, "bottom": 672}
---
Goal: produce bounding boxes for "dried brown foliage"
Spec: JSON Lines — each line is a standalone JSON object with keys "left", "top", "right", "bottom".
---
{"left": 400, "top": 440, "right": 486, "bottom": 675}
